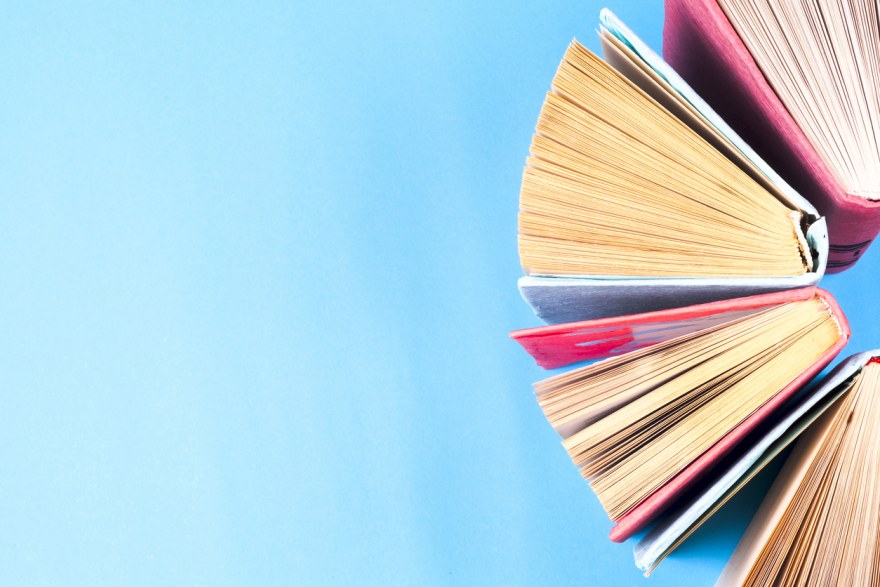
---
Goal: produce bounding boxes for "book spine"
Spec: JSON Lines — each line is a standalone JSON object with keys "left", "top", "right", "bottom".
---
{"left": 822, "top": 199, "right": 880, "bottom": 270}
{"left": 814, "top": 287, "right": 852, "bottom": 338}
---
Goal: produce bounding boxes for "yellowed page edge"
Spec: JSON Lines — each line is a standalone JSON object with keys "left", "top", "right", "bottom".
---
{"left": 598, "top": 30, "right": 794, "bottom": 213}
{"left": 715, "top": 397, "right": 847, "bottom": 587}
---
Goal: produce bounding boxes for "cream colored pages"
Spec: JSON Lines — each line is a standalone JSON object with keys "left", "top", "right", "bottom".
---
{"left": 533, "top": 295, "right": 841, "bottom": 521}
{"left": 519, "top": 41, "right": 812, "bottom": 278}
{"left": 633, "top": 365, "right": 852, "bottom": 575}
{"left": 598, "top": 30, "right": 800, "bottom": 216}
{"left": 597, "top": 8, "right": 820, "bottom": 218}
{"left": 716, "top": 0, "right": 880, "bottom": 198}
{"left": 715, "top": 397, "right": 848, "bottom": 587}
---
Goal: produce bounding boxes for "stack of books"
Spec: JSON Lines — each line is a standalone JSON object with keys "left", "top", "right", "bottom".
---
{"left": 511, "top": 4, "right": 880, "bottom": 583}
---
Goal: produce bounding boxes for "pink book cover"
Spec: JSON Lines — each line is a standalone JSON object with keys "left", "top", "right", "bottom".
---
{"left": 610, "top": 288, "right": 849, "bottom": 542}
{"left": 663, "top": 0, "right": 880, "bottom": 272}
{"left": 511, "top": 287, "right": 817, "bottom": 369}
{"left": 511, "top": 288, "right": 850, "bottom": 542}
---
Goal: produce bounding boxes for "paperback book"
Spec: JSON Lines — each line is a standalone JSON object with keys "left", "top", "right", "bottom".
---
{"left": 717, "top": 351, "right": 880, "bottom": 586}
{"left": 519, "top": 11, "right": 827, "bottom": 324}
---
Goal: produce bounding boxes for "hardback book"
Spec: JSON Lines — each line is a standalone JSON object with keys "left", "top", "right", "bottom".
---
{"left": 716, "top": 351, "right": 880, "bottom": 586}
{"left": 518, "top": 10, "right": 828, "bottom": 325}
{"left": 664, "top": 0, "right": 880, "bottom": 272}
{"left": 510, "top": 288, "right": 850, "bottom": 571}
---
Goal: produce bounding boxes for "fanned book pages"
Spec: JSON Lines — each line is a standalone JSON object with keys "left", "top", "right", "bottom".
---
{"left": 664, "top": 0, "right": 880, "bottom": 271}
{"left": 510, "top": 288, "right": 850, "bottom": 572}
{"left": 717, "top": 351, "right": 880, "bottom": 587}
{"left": 518, "top": 12, "right": 828, "bottom": 324}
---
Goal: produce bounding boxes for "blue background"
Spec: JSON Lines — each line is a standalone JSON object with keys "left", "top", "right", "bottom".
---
{"left": 2, "top": 1, "right": 877, "bottom": 585}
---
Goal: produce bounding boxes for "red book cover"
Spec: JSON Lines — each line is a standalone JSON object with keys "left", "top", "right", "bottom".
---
{"left": 663, "top": 0, "right": 880, "bottom": 271}
{"left": 609, "top": 289, "right": 849, "bottom": 542}
{"left": 512, "top": 288, "right": 850, "bottom": 542}
{"left": 511, "top": 287, "right": 817, "bottom": 369}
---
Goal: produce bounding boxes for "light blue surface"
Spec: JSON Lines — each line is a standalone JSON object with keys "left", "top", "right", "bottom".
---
{"left": 2, "top": 1, "right": 878, "bottom": 585}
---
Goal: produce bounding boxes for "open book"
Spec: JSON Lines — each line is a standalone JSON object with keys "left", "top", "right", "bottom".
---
{"left": 518, "top": 11, "right": 828, "bottom": 324}
{"left": 510, "top": 288, "right": 850, "bottom": 572}
{"left": 664, "top": 0, "right": 880, "bottom": 271}
{"left": 717, "top": 351, "right": 880, "bottom": 586}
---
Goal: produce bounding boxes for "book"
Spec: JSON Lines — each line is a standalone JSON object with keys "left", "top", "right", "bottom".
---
{"left": 510, "top": 288, "right": 850, "bottom": 570}
{"left": 664, "top": 0, "right": 880, "bottom": 272}
{"left": 716, "top": 351, "right": 880, "bottom": 586}
{"left": 518, "top": 11, "right": 828, "bottom": 325}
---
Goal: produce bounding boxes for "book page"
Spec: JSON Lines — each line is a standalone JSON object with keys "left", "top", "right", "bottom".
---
{"left": 715, "top": 401, "right": 845, "bottom": 587}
